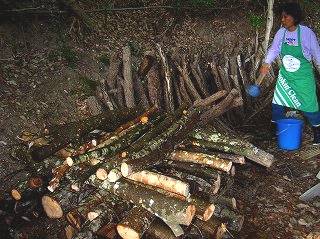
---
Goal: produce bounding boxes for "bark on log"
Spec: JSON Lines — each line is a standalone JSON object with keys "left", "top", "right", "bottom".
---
{"left": 106, "top": 52, "right": 121, "bottom": 91}
{"left": 138, "top": 52, "right": 156, "bottom": 78}
{"left": 210, "top": 58, "right": 224, "bottom": 91}
{"left": 146, "top": 64, "right": 162, "bottom": 108}
{"left": 189, "top": 126, "right": 274, "bottom": 167}
{"left": 169, "top": 150, "right": 232, "bottom": 173}
{"left": 121, "top": 91, "right": 236, "bottom": 176}
{"left": 30, "top": 108, "right": 144, "bottom": 161}
{"left": 126, "top": 170, "right": 190, "bottom": 198}
{"left": 191, "top": 54, "right": 209, "bottom": 97}
{"left": 66, "top": 190, "right": 131, "bottom": 231}
{"left": 189, "top": 195, "right": 215, "bottom": 221}
{"left": 189, "top": 218, "right": 228, "bottom": 239}
{"left": 214, "top": 204, "right": 244, "bottom": 232}
{"left": 122, "top": 45, "right": 135, "bottom": 108}
{"left": 154, "top": 166, "right": 220, "bottom": 195}
{"left": 200, "top": 88, "right": 239, "bottom": 124}
{"left": 156, "top": 44, "right": 174, "bottom": 112}
{"left": 176, "top": 55, "right": 201, "bottom": 101}
{"left": 133, "top": 77, "right": 150, "bottom": 110}
{"left": 117, "top": 206, "right": 155, "bottom": 239}
{"left": 116, "top": 76, "right": 125, "bottom": 108}
{"left": 89, "top": 177, "right": 196, "bottom": 227}
{"left": 144, "top": 218, "right": 176, "bottom": 239}
{"left": 178, "top": 76, "right": 192, "bottom": 106}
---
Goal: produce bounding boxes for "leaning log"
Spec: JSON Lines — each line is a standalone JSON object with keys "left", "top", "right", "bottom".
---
{"left": 30, "top": 108, "right": 143, "bottom": 161}
{"left": 122, "top": 45, "right": 135, "bottom": 108}
{"left": 189, "top": 126, "right": 274, "bottom": 167}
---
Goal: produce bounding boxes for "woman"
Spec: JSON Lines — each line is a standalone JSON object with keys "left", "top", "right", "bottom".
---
{"left": 260, "top": 2, "right": 320, "bottom": 144}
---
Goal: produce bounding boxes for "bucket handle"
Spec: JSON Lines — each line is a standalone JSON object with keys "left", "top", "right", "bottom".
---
{"left": 276, "top": 127, "right": 290, "bottom": 136}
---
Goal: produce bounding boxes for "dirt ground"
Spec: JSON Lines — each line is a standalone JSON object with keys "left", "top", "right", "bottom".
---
{"left": 1, "top": 2, "right": 320, "bottom": 238}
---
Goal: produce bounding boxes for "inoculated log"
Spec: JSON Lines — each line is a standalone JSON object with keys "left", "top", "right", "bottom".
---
{"left": 66, "top": 190, "right": 131, "bottom": 232}
{"left": 191, "top": 54, "right": 209, "bottom": 97}
{"left": 190, "top": 195, "right": 215, "bottom": 221}
{"left": 133, "top": 77, "right": 150, "bottom": 110}
{"left": 144, "top": 218, "right": 176, "bottom": 239}
{"left": 116, "top": 76, "right": 125, "bottom": 107}
{"left": 189, "top": 126, "right": 274, "bottom": 167}
{"left": 89, "top": 177, "right": 196, "bottom": 227}
{"left": 189, "top": 218, "right": 228, "bottom": 239}
{"left": 154, "top": 166, "right": 220, "bottom": 195}
{"left": 30, "top": 108, "right": 144, "bottom": 161}
{"left": 176, "top": 55, "right": 201, "bottom": 101}
{"left": 213, "top": 196, "right": 237, "bottom": 210}
{"left": 121, "top": 90, "right": 237, "bottom": 177}
{"left": 138, "top": 52, "right": 156, "bottom": 78}
{"left": 214, "top": 204, "right": 244, "bottom": 232}
{"left": 122, "top": 45, "right": 135, "bottom": 108}
{"left": 126, "top": 170, "right": 190, "bottom": 198}
{"left": 156, "top": 44, "right": 174, "bottom": 112}
{"left": 106, "top": 52, "right": 121, "bottom": 91}
{"left": 169, "top": 150, "right": 232, "bottom": 173}
{"left": 117, "top": 206, "right": 155, "bottom": 239}
{"left": 178, "top": 76, "right": 192, "bottom": 106}
{"left": 10, "top": 174, "right": 44, "bottom": 201}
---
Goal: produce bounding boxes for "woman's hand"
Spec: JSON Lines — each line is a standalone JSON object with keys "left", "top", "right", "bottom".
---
{"left": 259, "top": 63, "right": 270, "bottom": 75}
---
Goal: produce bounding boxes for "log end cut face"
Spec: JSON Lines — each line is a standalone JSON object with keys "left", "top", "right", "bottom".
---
{"left": 117, "top": 224, "right": 140, "bottom": 239}
{"left": 203, "top": 204, "right": 215, "bottom": 221}
{"left": 42, "top": 195, "right": 63, "bottom": 219}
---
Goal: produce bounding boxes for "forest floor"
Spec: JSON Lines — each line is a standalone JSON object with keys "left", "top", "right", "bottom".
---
{"left": 0, "top": 2, "right": 320, "bottom": 238}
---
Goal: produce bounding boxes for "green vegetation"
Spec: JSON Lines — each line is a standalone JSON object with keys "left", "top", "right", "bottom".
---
{"left": 248, "top": 13, "right": 264, "bottom": 29}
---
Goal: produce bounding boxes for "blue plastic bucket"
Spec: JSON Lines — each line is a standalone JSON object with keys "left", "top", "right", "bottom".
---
{"left": 276, "top": 118, "right": 304, "bottom": 150}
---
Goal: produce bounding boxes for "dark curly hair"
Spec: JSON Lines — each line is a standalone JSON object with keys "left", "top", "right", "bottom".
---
{"left": 281, "top": 2, "right": 303, "bottom": 25}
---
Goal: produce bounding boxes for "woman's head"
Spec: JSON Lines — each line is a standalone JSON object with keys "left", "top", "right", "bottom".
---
{"left": 281, "top": 2, "right": 302, "bottom": 29}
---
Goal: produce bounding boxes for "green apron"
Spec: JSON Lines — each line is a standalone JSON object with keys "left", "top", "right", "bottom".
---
{"left": 272, "top": 25, "right": 318, "bottom": 112}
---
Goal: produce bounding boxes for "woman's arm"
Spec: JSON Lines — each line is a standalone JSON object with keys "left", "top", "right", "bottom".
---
{"left": 309, "top": 30, "right": 320, "bottom": 72}
{"left": 264, "top": 28, "right": 284, "bottom": 64}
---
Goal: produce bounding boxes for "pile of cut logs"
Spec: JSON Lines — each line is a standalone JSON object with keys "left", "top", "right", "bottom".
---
{"left": 0, "top": 45, "right": 276, "bottom": 238}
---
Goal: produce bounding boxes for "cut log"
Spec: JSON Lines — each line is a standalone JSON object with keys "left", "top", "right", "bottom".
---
{"left": 189, "top": 195, "right": 215, "bottom": 221}
{"left": 200, "top": 88, "right": 239, "bottom": 124}
{"left": 66, "top": 190, "right": 131, "bottom": 231}
{"left": 106, "top": 52, "right": 121, "bottom": 91}
{"left": 144, "top": 218, "right": 176, "bottom": 239}
{"left": 176, "top": 55, "right": 201, "bottom": 101}
{"left": 122, "top": 45, "right": 135, "bottom": 108}
{"left": 213, "top": 196, "right": 237, "bottom": 210}
{"left": 138, "top": 52, "right": 156, "bottom": 78}
{"left": 178, "top": 76, "right": 192, "bottom": 106}
{"left": 89, "top": 177, "right": 196, "bottom": 226}
{"left": 126, "top": 170, "right": 190, "bottom": 198}
{"left": 169, "top": 150, "right": 232, "bottom": 173}
{"left": 214, "top": 204, "right": 244, "bottom": 232}
{"left": 154, "top": 166, "right": 220, "bottom": 195}
{"left": 189, "top": 126, "right": 274, "bottom": 167}
{"left": 190, "top": 218, "right": 228, "bottom": 239}
{"left": 30, "top": 108, "right": 144, "bottom": 161}
{"left": 210, "top": 58, "right": 224, "bottom": 91}
{"left": 116, "top": 76, "right": 125, "bottom": 107}
{"left": 156, "top": 44, "right": 174, "bottom": 112}
{"left": 191, "top": 54, "right": 209, "bottom": 97}
{"left": 117, "top": 206, "right": 155, "bottom": 239}
{"left": 121, "top": 91, "right": 236, "bottom": 176}
{"left": 10, "top": 176, "right": 44, "bottom": 201}
{"left": 133, "top": 77, "right": 150, "bottom": 110}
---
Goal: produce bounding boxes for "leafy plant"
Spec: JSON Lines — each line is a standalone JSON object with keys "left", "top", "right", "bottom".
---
{"left": 249, "top": 13, "right": 264, "bottom": 29}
